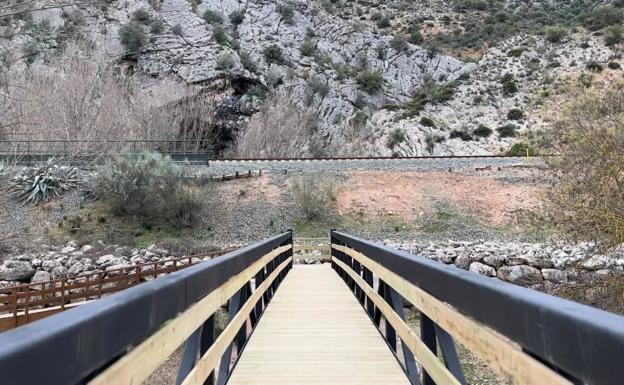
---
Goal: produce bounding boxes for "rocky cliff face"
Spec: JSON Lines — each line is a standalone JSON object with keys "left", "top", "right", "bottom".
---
{"left": 1, "top": 0, "right": 622, "bottom": 155}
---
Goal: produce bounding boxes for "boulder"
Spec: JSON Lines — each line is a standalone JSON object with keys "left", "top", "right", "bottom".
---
{"left": 96, "top": 254, "right": 116, "bottom": 266}
{"left": 468, "top": 262, "right": 496, "bottom": 277}
{"left": 580, "top": 255, "right": 613, "bottom": 271}
{"left": 529, "top": 258, "right": 554, "bottom": 269}
{"left": 454, "top": 255, "right": 471, "bottom": 270}
{"left": 483, "top": 255, "right": 505, "bottom": 268}
{"left": 42, "top": 260, "right": 61, "bottom": 272}
{"left": 30, "top": 270, "right": 53, "bottom": 286}
{"left": 0, "top": 260, "right": 36, "bottom": 281}
{"left": 50, "top": 265, "right": 68, "bottom": 279}
{"left": 541, "top": 269, "right": 568, "bottom": 283}
{"left": 67, "top": 262, "right": 85, "bottom": 277}
{"left": 506, "top": 256, "right": 531, "bottom": 266}
{"left": 80, "top": 245, "right": 95, "bottom": 254}
{"left": 498, "top": 265, "right": 543, "bottom": 286}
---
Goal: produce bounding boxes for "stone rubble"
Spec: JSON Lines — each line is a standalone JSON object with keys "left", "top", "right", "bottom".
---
{"left": 385, "top": 240, "right": 624, "bottom": 288}
{"left": 0, "top": 242, "right": 211, "bottom": 288}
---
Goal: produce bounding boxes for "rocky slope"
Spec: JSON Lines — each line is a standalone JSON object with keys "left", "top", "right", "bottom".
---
{"left": 0, "top": 0, "right": 622, "bottom": 155}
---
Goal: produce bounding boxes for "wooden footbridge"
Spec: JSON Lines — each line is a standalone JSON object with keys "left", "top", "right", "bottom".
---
{"left": 0, "top": 231, "right": 623, "bottom": 385}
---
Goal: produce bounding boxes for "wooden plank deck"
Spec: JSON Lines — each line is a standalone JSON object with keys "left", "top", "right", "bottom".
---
{"left": 226, "top": 264, "right": 411, "bottom": 385}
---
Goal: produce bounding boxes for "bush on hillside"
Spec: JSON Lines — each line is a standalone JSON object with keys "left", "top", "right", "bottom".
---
{"left": 409, "top": 29, "right": 424, "bottom": 44}
{"left": 473, "top": 124, "right": 492, "bottom": 137}
{"left": 119, "top": 21, "right": 146, "bottom": 54}
{"left": 299, "top": 40, "right": 317, "bottom": 57}
{"left": 449, "top": 130, "right": 473, "bottom": 141}
{"left": 133, "top": 8, "right": 151, "bottom": 24}
{"left": 507, "top": 108, "right": 524, "bottom": 120}
{"left": 420, "top": 116, "right": 436, "bottom": 127}
{"left": 586, "top": 60, "right": 603, "bottom": 73}
{"left": 497, "top": 124, "right": 518, "bottom": 138}
{"left": 506, "top": 142, "right": 538, "bottom": 156}
{"left": 264, "top": 44, "right": 285, "bottom": 65}
{"left": 356, "top": 70, "right": 384, "bottom": 94}
{"left": 403, "top": 80, "right": 456, "bottom": 117}
{"left": 544, "top": 26, "right": 567, "bottom": 43}
{"left": 203, "top": 9, "right": 223, "bottom": 25}
{"left": 604, "top": 25, "right": 624, "bottom": 46}
{"left": 291, "top": 176, "right": 336, "bottom": 221}
{"left": 92, "top": 153, "right": 202, "bottom": 228}
{"left": 229, "top": 10, "right": 245, "bottom": 25}
{"left": 387, "top": 128, "right": 407, "bottom": 149}
{"left": 277, "top": 4, "right": 295, "bottom": 25}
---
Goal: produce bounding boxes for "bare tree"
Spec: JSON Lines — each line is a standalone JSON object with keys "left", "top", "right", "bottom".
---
{"left": 324, "top": 115, "right": 378, "bottom": 157}
{"left": 547, "top": 82, "right": 624, "bottom": 248}
{"left": 234, "top": 90, "right": 317, "bottom": 158}
{"left": 2, "top": 43, "right": 220, "bottom": 156}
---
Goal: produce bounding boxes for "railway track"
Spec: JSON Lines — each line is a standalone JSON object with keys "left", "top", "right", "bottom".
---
{"left": 0, "top": 153, "right": 553, "bottom": 164}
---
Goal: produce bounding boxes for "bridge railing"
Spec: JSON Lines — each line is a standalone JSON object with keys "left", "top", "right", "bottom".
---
{"left": 330, "top": 230, "right": 624, "bottom": 385}
{"left": 0, "top": 231, "right": 294, "bottom": 385}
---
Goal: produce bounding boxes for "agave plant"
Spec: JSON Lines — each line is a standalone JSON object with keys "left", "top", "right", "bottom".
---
{"left": 9, "top": 159, "right": 81, "bottom": 205}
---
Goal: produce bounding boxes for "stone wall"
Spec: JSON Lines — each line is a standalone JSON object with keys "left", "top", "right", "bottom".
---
{"left": 387, "top": 240, "right": 624, "bottom": 289}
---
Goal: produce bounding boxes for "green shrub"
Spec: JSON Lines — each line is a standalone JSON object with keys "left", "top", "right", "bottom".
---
{"left": 376, "top": 16, "right": 391, "bottom": 29}
{"left": 506, "top": 142, "right": 538, "bottom": 156}
{"left": 497, "top": 124, "right": 518, "bottom": 138}
{"left": 229, "top": 10, "right": 245, "bottom": 25}
{"left": 608, "top": 61, "right": 621, "bottom": 70}
{"left": 473, "top": 124, "right": 492, "bottom": 137}
{"left": 403, "top": 80, "right": 456, "bottom": 117}
{"left": 586, "top": 60, "right": 603, "bottom": 72}
{"left": 264, "top": 44, "right": 284, "bottom": 65}
{"left": 356, "top": 70, "right": 384, "bottom": 94}
{"left": 203, "top": 9, "right": 223, "bottom": 25}
{"left": 299, "top": 40, "right": 316, "bottom": 56}
{"left": 216, "top": 52, "right": 235, "bottom": 70}
{"left": 150, "top": 19, "right": 165, "bottom": 34}
{"left": 502, "top": 80, "right": 518, "bottom": 95}
{"left": 239, "top": 50, "right": 256, "bottom": 72}
{"left": 409, "top": 30, "right": 424, "bottom": 44}
{"left": 604, "top": 25, "right": 624, "bottom": 46}
{"left": 277, "top": 4, "right": 294, "bottom": 25}
{"left": 133, "top": 8, "right": 151, "bottom": 24}
{"left": 420, "top": 116, "right": 435, "bottom": 127}
{"left": 390, "top": 36, "right": 409, "bottom": 52}
{"left": 583, "top": 5, "right": 623, "bottom": 31}
{"left": 387, "top": 128, "right": 407, "bottom": 149}
{"left": 119, "top": 21, "right": 146, "bottom": 54}
{"left": 544, "top": 26, "right": 567, "bottom": 43}
{"left": 507, "top": 108, "right": 524, "bottom": 120}
{"left": 291, "top": 176, "right": 335, "bottom": 221}
{"left": 92, "top": 153, "right": 202, "bottom": 228}
{"left": 305, "top": 76, "right": 330, "bottom": 102}
{"left": 449, "top": 130, "right": 473, "bottom": 141}
{"left": 172, "top": 23, "right": 184, "bottom": 37}
{"left": 212, "top": 26, "right": 229, "bottom": 45}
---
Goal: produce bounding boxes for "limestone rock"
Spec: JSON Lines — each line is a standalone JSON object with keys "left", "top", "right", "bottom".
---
{"left": 0, "top": 260, "right": 36, "bottom": 281}
{"left": 468, "top": 262, "right": 496, "bottom": 277}
{"left": 498, "top": 265, "right": 543, "bottom": 286}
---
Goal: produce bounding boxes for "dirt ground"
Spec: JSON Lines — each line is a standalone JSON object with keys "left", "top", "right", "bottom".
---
{"left": 335, "top": 171, "right": 542, "bottom": 225}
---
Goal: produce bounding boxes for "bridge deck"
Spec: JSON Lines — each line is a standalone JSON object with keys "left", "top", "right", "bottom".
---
{"left": 227, "top": 264, "right": 410, "bottom": 385}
